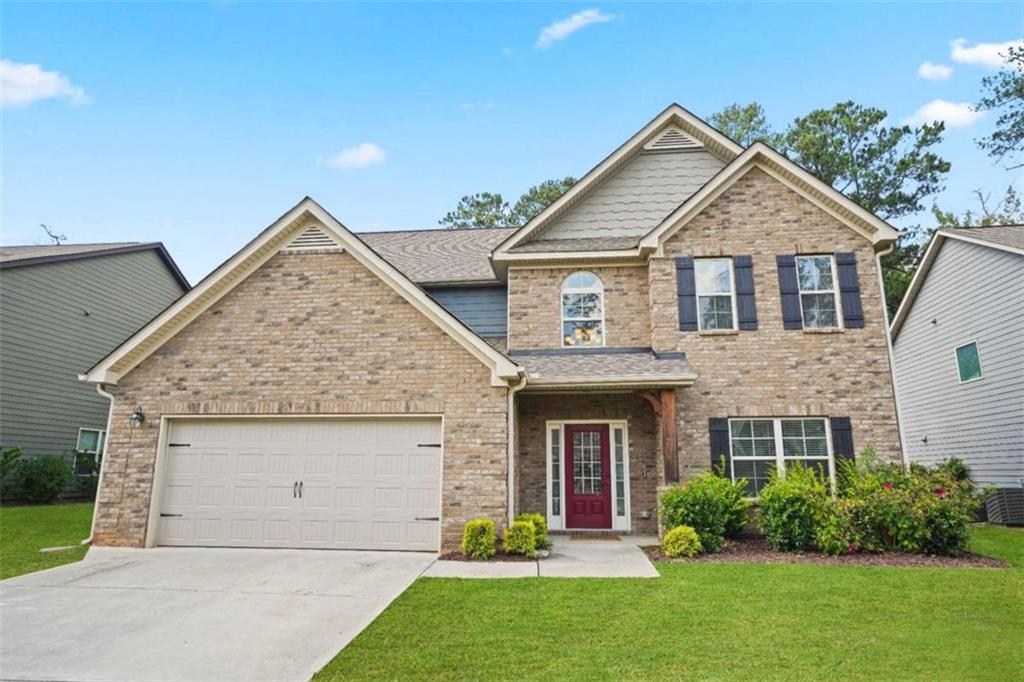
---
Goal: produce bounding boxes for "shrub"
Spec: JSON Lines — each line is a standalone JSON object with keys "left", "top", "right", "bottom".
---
{"left": 503, "top": 520, "right": 537, "bottom": 557}
{"left": 14, "top": 454, "right": 74, "bottom": 504}
{"left": 660, "top": 471, "right": 750, "bottom": 553}
{"left": 663, "top": 525, "right": 703, "bottom": 558}
{"left": 936, "top": 457, "right": 970, "bottom": 483}
{"left": 461, "top": 519, "right": 496, "bottom": 560}
{"left": 816, "top": 500, "right": 864, "bottom": 555}
{"left": 0, "top": 446, "right": 23, "bottom": 496}
{"left": 758, "top": 464, "right": 829, "bottom": 552}
{"left": 515, "top": 512, "right": 551, "bottom": 550}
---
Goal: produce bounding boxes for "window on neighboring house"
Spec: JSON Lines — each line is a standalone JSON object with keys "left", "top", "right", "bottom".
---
{"left": 694, "top": 258, "right": 736, "bottom": 330}
{"left": 561, "top": 271, "right": 604, "bottom": 347}
{"left": 955, "top": 342, "right": 983, "bottom": 383}
{"left": 729, "top": 418, "right": 832, "bottom": 496}
{"left": 74, "top": 428, "right": 106, "bottom": 477}
{"left": 796, "top": 255, "right": 840, "bottom": 329}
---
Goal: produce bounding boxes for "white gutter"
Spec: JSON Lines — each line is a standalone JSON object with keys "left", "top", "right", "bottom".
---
{"left": 875, "top": 245, "right": 911, "bottom": 467}
{"left": 506, "top": 374, "right": 529, "bottom": 526}
{"left": 81, "top": 381, "right": 116, "bottom": 545}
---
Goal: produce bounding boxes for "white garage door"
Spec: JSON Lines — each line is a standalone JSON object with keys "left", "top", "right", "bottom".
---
{"left": 156, "top": 418, "right": 442, "bottom": 551}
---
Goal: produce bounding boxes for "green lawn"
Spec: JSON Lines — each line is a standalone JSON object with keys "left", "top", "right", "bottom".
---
{"left": 317, "top": 526, "right": 1024, "bottom": 681}
{"left": 0, "top": 502, "right": 93, "bottom": 580}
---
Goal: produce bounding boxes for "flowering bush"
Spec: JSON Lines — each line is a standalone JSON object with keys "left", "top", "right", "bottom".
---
{"left": 660, "top": 471, "right": 750, "bottom": 553}
{"left": 663, "top": 525, "right": 703, "bottom": 558}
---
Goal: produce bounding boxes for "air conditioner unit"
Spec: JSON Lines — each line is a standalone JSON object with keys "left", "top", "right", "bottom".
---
{"left": 985, "top": 488, "right": 1024, "bottom": 526}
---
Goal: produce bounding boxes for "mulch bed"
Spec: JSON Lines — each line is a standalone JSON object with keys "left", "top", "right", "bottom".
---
{"left": 642, "top": 537, "right": 1008, "bottom": 568}
{"left": 438, "top": 551, "right": 535, "bottom": 562}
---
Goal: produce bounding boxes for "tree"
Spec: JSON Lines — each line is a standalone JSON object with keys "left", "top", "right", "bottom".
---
{"left": 439, "top": 192, "right": 511, "bottom": 229}
{"left": 708, "top": 102, "right": 783, "bottom": 147}
{"left": 510, "top": 177, "right": 576, "bottom": 224}
{"left": 439, "top": 178, "right": 576, "bottom": 229}
{"left": 932, "top": 186, "right": 1024, "bottom": 228}
{"left": 782, "top": 102, "right": 951, "bottom": 316}
{"left": 975, "top": 46, "right": 1024, "bottom": 169}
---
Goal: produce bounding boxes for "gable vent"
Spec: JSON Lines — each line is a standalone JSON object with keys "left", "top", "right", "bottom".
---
{"left": 644, "top": 126, "right": 703, "bottom": 152}
{"left": 284, "top": 224, "right": 342, "bottom": 251}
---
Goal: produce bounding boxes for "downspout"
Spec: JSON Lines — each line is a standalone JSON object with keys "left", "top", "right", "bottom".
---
{"left": 81, "top": 381, "right": 116, "bottom": 545}
{"left": 875, "top": 244, "right": 911, "bottom": 467}
{"left": 506, "top": 373, "right": 529, "bottom": 526}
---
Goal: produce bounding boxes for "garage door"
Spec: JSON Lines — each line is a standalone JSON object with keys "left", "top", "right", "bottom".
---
{"left": 155, "top": 418, "right": 442, "bottom": 551}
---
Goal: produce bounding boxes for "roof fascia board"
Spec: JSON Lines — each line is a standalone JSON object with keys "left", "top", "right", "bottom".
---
{"left": 85, "top": 198, "right": 522, "bottom": 387}
{"left": 492, "top": 105, "right": 743, "bottom": 257}
{"left": 640, "top": 143, "right": 901, "bottom": 250}
{"left": 525, "top": 374, "right": 697, "bottom": 388}
{"left": 889, "top": 231, "right": 945, "bottom": 340}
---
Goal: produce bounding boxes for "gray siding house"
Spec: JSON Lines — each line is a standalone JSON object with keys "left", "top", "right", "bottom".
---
{"left": 891, "top": 226, "right": 1024, "bottom": 489}
{"left": 0, "top": 243, "right": 189, "bottom": 466}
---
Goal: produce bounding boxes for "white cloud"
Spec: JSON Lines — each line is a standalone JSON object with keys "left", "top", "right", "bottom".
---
{"left": 323, "top": 143, "right": 386, "bottom": 170}
{"left": 0, "top": 59, "right": 88, "bottom": 108}
{"left": 903, "top": 99, "right": 983, "bottom": 128}
{"left": 917, "top": 61, "right": 953, "bottom": 80}
{"left": 950, "top": 38, "right": 1023, "bottom": 68}
{"left": 536, "top": 8, "right": 615, "bottom": 49}
{"left": 461, "top": 101, "right": 495, "bottom": 111}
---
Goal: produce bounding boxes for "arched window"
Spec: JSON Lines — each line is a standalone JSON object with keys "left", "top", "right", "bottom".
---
{"left": 561, "top": 271, "right": 604, "bottom": 347}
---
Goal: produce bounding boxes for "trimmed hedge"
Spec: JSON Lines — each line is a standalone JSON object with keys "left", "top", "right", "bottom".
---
{"left": 503, "top": 520, "right": 537, "bottom": 557}
{"left": 660, "top": 471, "right": 750, "bottom": 553}
{"left": 663, "top": 525, "right": 702, "bottom": 558}
{"left": 461, "top": 519, "right": 497, "bottom": 560}
{"left": 515, "top": 512, "right": 551, "bottom": 550}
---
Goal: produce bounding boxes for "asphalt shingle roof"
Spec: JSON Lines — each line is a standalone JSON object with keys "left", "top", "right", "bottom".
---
{"left": 509, "top": 349, "right": 696, "bottom": 387}
{"left": 942, "top": 225, "right": 1023, "bottom": 251}
{"left": 358, "top": 227, "right": 517, "bottom": 285}
{"left": 0, "top": 242, "right": 149, "bottom": 264}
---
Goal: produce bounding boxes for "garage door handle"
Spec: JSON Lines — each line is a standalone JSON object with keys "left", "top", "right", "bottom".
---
{"left": 415, "top": 517, "right": 439, "bottom": 521}
{"left": 160, "top": 513, "right": 183, "bottom": 518}
{"left": 293, "top": 481, "right": 298, "bottom": 498}
{"left": 298, "top": 481, "right": 303, "bottom": 498}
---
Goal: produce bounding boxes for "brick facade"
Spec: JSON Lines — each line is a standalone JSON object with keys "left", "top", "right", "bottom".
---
{"left": 94, "top": 250, "right": 508, "bottom": 552}
{"left": 648, "top": 168, "right": 902, "bottom": 475}
{"left": 507, "top": 265, "right": 650, "bottom": 350}
{"left": 516, "top": 393, "right": 659, "bottom": 534}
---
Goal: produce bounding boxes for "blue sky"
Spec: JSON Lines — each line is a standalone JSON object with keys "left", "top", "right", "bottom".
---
{"left": 3, "top": 2, "right": 1022, "bottom": 283}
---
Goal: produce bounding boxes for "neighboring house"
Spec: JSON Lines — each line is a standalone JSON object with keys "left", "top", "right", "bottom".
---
{"left": 81, "top": 104, "right": 903, "bottom": 553}
{"left": 891, "top": 226, "right": 1024, "bottom": 490}
{"left": 0, "top": 243, "right": 189, "bottom": 480}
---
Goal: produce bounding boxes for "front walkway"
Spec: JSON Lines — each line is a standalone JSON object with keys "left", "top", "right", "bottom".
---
{"left": 423, "top": 535, "right": 660, "bottom": 578}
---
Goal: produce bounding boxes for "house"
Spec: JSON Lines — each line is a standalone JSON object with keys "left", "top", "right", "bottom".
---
{"left": 0, "top": 243, "right": 189, "bottom": 478}
{"left": 890, "top": 225, "right": 1023, "bottom": 491}
{"left": 81, "top": 104, "right": 903, "bottom": 553}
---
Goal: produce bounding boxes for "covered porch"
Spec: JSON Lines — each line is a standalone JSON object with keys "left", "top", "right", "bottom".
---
{"left": 510, "top": 349, "right": 696, "bottom": 536}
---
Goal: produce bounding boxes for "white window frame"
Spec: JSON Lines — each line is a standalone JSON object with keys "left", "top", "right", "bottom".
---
{"left": 74, "top": 427, "right": 106, "bottom": 477}
{"left": 728, "top": 417, "right": 835, "bottom": 497}
{"left": 560, "top": 271, "right": 606, "bottom": 348}
{"left": 795, "top": 255, "right": 843, "bottom": 330}
{"left": 694, "top": 257, "right": 738, "bottom": 331}
{"left": 545, "top": 420, "right": 630, "bottom": 532}
{"left": 954, "top": 340, "right": 984, "bottom": 384}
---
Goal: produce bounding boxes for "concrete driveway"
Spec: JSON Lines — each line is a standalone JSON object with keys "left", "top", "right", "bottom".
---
{"left": 0, "top": 546, "right": 434, "bottom": 682}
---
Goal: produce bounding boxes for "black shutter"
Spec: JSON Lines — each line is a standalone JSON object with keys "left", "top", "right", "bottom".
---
{"left": 830, "top": 417, "right": 855, "bottom": 466}
{"left": 676, "top": 257, "right": 698, "bottom": 331}
{"left": 776, "top": 255, "right": 803, "bottom": 330}
{"left": 836, "top": 252, "right": 865, "bottom": 328}
{"left": 709, "top": 418, "right": 731, "bottom": 475}
{"left": 733, "top": 255, "right": 758, "bottom": 330}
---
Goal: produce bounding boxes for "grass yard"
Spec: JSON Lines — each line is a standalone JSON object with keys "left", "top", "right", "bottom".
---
{"left": 317, "top": 526, "right": 1024, "bottom": 681}
{"left": 0, "top": 502, "right": 93, "bottom": 580}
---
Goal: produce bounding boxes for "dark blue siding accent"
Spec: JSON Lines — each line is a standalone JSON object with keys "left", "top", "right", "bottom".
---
{"left": 425, "top": 285, "right": 508, "bottom": 337}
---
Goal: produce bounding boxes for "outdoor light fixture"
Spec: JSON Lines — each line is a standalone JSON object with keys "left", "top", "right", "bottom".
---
{"left": 129, "top": 407, "right": 145, "bottom": 427}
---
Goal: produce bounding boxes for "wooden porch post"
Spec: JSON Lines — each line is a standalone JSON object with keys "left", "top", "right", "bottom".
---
{"left": 639, "top": 389, "right": 679, "bottom": 484}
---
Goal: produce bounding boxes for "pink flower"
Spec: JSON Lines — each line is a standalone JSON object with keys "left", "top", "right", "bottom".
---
{"left": 934, "top": 487, "right": 946, "bottom": 498}
{"left": 883, "top": 482, "right": 894, "bottom": 490}
{"left": 847, "top": 544, "right": 858, "bottom": 554}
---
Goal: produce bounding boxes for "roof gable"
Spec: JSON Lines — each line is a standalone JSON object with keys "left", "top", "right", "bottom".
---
{"left": 491, "top": 104, "right": 743, "bottom": 261}
{"left": 0, "top": 242, "right": 189, "bottom": 289}
{"left": 83, "top": 198, "right": 522, "bottom": 387}
{"left": 890, "top": 226, "right": 1024, "bottom": 339}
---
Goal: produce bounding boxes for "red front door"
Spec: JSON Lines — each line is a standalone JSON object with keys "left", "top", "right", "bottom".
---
{"left": 565, "top": 424, "right": 612, "bottom": 529}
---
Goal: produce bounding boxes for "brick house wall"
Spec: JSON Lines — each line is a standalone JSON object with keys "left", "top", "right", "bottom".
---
{"left": 94, "top": 250, "right": 508, "bottom": 552}
{"left": 507, "top": 265, "right": 650, "bottom": 350}
{"left": 517, "top": 393, "right": 659, "bottom": 534}
{"left": 647, "top": 168, "right": 903, "bottom": 477}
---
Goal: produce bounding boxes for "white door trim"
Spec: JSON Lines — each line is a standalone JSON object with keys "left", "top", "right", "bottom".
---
{"left": 145, "top": 414, "right": 445, "bottom": 551}
{"left": 544, "top": 420, "right": 630, "bottom": 532}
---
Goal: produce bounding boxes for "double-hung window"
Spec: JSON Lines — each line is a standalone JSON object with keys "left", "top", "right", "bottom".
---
{"left": 796, "top": 255, "right": 840, "bottom": 329}
{"left": 729, "top": 418, "right": 832, "bottom": 496}
{"left": 561, "top": 271, "right": 604, "bottom": 347}
{"left": 694, "top": 258, "right": 736, "bottom": 331}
